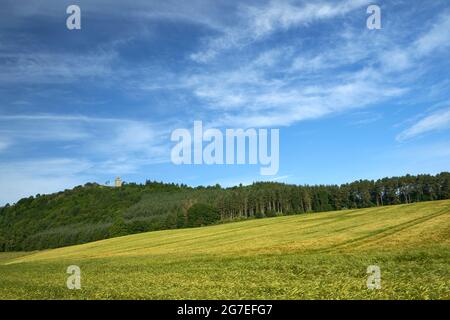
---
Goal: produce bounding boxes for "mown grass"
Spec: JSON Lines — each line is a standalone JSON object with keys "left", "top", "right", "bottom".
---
{"left": 0, "top": 200, "right": 449, "bottom": 299}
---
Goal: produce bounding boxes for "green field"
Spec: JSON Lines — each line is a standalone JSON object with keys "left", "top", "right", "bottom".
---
{"left": 1, "top": 200, "right": 449, "bottom": 300}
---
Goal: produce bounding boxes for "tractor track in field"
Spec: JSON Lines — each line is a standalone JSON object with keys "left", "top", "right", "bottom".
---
{"left": 316, "top": 207, "right": 450, "bottom": 253}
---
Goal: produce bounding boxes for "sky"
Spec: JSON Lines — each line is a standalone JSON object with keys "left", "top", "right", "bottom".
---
{"left": 0, "top": 0, "right": 449, "bottom": 205}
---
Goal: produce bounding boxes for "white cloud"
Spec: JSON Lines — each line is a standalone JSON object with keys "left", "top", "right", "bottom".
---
{"left": 396, "top": 108, "right": 450, "bottom": 141}
{"left": 184, "top": 42, "right": 407, "bottom": 128}
{"left": 184, "top": 7, "right": 450, "bottom": 130}
{"left": 0, "top": 51, "right": 117, "bottom": 84}
{"left": 0, "top": 158, "right": 93, "bottom": 177}
{"left": 0, "top": 114, "right": 172, "bottom": 171}
{"left": 2, "top": 0, "right": 229, "bottom": 31}
{"left": 0, "top": 158, "right": 90, "bottom": 205}
{"left": 245, "top": 0, "right": 368, "bottom": 37}
{"left": 414, "top": 13, "right": 450, "bottom": 56}
{"left": 0, "top": 137, "right": 12, "bottom": 151}
{"left": 191, "top": 0, "right": 370, "bottom": 63}
{"left": 378, "top": 12, "right": 450, "bottom": 74}
{"left": 0, "top": 0, "right": 449, "bottom": 203}
{"left": 379, "top": 49, "right": 413, "bottom": 72}
{"left": 0, "top": 114, "right": 176, "bottom": 204}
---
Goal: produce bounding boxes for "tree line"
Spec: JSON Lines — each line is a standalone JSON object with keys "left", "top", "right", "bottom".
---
{"left": 0, "top": 172, "right": 448, "bottom": 251}
{"left": 211, "top": 172, "right": 450, "bottom": 219}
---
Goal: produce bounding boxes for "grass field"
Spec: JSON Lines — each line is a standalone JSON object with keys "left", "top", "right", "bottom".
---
{"left": 0, "top": 200, "right": 449, "bottom": 300}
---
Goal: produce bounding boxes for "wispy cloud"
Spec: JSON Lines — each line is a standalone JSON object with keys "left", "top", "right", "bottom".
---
{"left": 184, "top": 32, "right": 407, "bottom": 127}
{"left": 0, "top": 138, "right": 11, "bottom": 152}
{"left": 414, "top": 12, "right": 450, "bottom": 56}
{"left": 182, "top": 9, "right": 450, "bottom": 129}
{"left": 0, "top": 51, "right": 117, "bottom": 84}
{"left": 0, "top": 113, "right": 177, "bottom": 204}
{"left": 190, "top": 0, "right": 370, "bottom": 63}
{"left": 378, "top": 12, "right": 450, "bottom": 74}
{"left": 396, "top": 108, "right": 450, "bottom": 141}
{"left": 0, "top": 114, "right": 172, "bottom": 172}
{"left": 0, "top": 158, "right": 90, "bottom": 204}
{"left": 1, "top": 1, "right": 449, "bottom": 204}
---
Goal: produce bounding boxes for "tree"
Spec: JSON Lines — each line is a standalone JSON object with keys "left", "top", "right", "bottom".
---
{"left": 1, "top": 172, "right": 449, "bottom": 251}
{"left": 187, "top": 203, "right": 220, "bottom": 227}
{"left": 109, "top": 217, "right": 129, "bottom": 237}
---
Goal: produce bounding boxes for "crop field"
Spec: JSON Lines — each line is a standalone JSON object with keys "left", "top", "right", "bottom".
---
{"left": 0, "top": 200, "right": 449, "bottom": 300}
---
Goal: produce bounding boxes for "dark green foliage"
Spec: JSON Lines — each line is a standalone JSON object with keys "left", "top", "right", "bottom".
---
{"left": 186, "top": 203, "right": 220, "bottom": 227}
{"left": 265, "top": 210, "right": 277, "bottom": 217}
{"left": 109, "top": 218, "right": 129, "bottom": 237}
{"left": 0, "top": 172, "right": 449, "bottom": 251}
{"left": 255, "top": 212, "right": 265, "bottom": 219}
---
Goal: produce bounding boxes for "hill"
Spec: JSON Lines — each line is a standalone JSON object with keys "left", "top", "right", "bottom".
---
{"left": 0, "top": 200, "right": 449, "bottom": 299}
{"left": 0, "top": 172, "right": 449, "bottom": 251}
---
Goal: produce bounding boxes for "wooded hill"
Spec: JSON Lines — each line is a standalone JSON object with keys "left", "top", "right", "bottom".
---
{"left": 0, "top": 172, "right": 449, "bottom": 251}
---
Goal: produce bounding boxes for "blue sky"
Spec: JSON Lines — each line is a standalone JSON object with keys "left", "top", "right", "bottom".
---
{"left": 1, "top": 0, "right": 450, "bottom": 205}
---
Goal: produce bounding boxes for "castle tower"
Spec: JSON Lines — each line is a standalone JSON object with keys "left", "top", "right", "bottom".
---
{"left": 115, "top": 177, "right": 122, "bottom": 187}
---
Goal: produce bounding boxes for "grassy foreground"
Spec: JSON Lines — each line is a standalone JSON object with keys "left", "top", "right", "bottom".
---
{"left": 0, "top": 201, "right": 449, "bottom": 300}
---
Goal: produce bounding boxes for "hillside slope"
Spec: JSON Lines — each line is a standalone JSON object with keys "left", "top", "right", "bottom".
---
{"left": 1, "top": 200, "right": 449, "bottom": 299}
{"left": 1, "top": 172, "right": 449, "bottom": 252}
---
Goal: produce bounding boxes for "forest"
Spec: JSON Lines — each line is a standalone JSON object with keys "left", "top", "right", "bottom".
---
{"left": 0, "top": 172, "right": 449, "bottom": 251}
